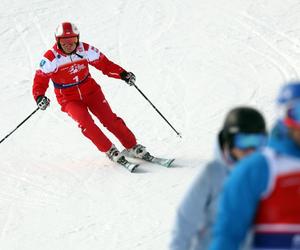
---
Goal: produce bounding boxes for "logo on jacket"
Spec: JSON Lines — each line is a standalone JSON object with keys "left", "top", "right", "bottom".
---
{"left": 68, "top": 64, "right": 86, "bottom": 74}
{"left": 40, "top": 59, "right": 46, "bottom": 68}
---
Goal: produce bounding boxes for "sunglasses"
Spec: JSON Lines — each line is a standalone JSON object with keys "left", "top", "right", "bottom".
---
{"left": 233, "top": 133, "right": 267, "bottom": 150}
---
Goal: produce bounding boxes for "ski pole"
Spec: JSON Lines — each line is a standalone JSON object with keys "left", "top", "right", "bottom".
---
{"left": 0, "top": 107, "right": 40, "bottom": 144}
{"left": 133, "top": 83, "right": 182, "bottom": 138}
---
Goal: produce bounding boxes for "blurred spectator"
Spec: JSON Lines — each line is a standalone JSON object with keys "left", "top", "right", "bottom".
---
{"left": 170, "top": 106, "right": 267, "bottom": 250}
{"left": 210, "top": 82, "right": 300, "bottom": 250}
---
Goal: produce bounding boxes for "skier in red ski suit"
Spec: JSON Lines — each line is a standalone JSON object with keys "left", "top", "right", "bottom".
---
{"left": 32, "top": 22, "right": 147, "bottom": 164}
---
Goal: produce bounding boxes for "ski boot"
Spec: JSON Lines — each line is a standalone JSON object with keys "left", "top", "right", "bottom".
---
{"left": 106, "top": 145, "right": 139, "bottom": 172}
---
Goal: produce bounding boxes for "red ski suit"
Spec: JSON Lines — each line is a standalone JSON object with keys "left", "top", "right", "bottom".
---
{"left": 32, "top": 42, "right": 136, "bottom": 152}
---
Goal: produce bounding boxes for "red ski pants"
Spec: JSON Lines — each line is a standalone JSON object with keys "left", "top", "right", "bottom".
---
{"left": 61, "top": 88, "right": 137, "bottom": 152}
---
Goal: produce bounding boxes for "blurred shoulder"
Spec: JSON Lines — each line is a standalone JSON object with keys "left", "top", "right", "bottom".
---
{"left": 203, "top": 159, "right": 228, "bottom": 180}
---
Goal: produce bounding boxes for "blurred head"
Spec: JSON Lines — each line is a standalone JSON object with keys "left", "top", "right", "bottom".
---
{"left": 55, "top": 22, "right": 79, "bottom": 54}
{"left": 277, "top": 81, "right": 300, "bottom": 146}
{"left": 220, "top": 107, "right": 267, "bottom": 163}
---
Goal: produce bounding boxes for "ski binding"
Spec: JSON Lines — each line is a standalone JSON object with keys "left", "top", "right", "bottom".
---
{"left": 116, "top": 156, "right": 139, "bottom": 172}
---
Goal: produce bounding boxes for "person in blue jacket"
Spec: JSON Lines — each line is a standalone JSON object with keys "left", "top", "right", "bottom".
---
{"left": 210, "top": 82, "right": 300, "bottom": 250}
{"left": 170, "top": 106, "right": 267, "bottom": 250}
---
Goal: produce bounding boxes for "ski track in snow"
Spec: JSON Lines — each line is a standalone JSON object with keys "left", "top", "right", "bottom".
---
{"left": 239, "top": 14, "right": 298, "bottom": 80}
{"left": 1, "top": 0, "right": 300, "bottom": 249}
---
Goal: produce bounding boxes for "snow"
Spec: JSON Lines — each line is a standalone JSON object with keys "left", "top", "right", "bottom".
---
{"left": 0, "top": 0, "right": 298, "bottom": 249}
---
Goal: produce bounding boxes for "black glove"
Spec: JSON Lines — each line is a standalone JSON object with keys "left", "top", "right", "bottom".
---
{"left": 36, "top": 95, "right": 50, "bottom": 110}
{"left": 120, "top": 71, "right": 136, "bottom": 86}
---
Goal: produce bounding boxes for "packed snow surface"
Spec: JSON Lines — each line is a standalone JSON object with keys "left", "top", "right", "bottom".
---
{"left": 1, "top": 0, "right": 299, "bottom": 249}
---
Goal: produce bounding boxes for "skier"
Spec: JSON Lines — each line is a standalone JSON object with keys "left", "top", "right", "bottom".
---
{"left": 170, "top": 107, "right": 267, "bottom": 250}
{"left": 210, "top": 82, "right": 300, "bottom": 249}
{"left": 32, "top": 22, "right": 148, "bottom": 169}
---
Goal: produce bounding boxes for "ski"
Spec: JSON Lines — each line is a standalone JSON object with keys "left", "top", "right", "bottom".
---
{"left": 142, "top": 153, "right": 175, "bottom": 167}
{"left": 115, "top": 156, "right": 139, "bottom": 172}
{"left": 122, "top": 150, "right": 175, "bottom": 168}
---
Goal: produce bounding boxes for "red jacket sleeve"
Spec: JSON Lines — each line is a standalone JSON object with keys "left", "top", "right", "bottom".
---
{"left": 32, "top": 69, "right": 50, "bottom": 101}
{"left": 32, "top": 50, "right": 55, "bottom": 101}
{"left": 89, "top": 53, "right": 125, "bottom": 79}
{"left": 82, "top": 43, "right": 126, "bottom": 79}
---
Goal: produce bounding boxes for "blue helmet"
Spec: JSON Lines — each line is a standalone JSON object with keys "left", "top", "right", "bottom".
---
{"left": 277, "top": 81, "right": 300, "bottom": 104}
{"left": 277, "top": 81, "right": 300, "bottom": 128}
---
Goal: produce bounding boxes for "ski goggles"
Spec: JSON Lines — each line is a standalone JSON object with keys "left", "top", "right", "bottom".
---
{"left": 59, "top": 36, "right": 78, "bottom": 45}
{"left": 280, "top": 100, "right": 300, "bottom": 128}
{"left": 233, "top": 133, "right": 267, "bottom": 150}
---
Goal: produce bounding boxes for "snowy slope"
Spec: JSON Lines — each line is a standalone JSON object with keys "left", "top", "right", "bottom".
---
{"left": 0, "top": 0, "right": 299, "bottom": 249}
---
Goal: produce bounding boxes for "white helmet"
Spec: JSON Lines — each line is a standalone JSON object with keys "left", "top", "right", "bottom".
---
{"left": 55, "top": 22, "right": 79, "bottom": 41}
